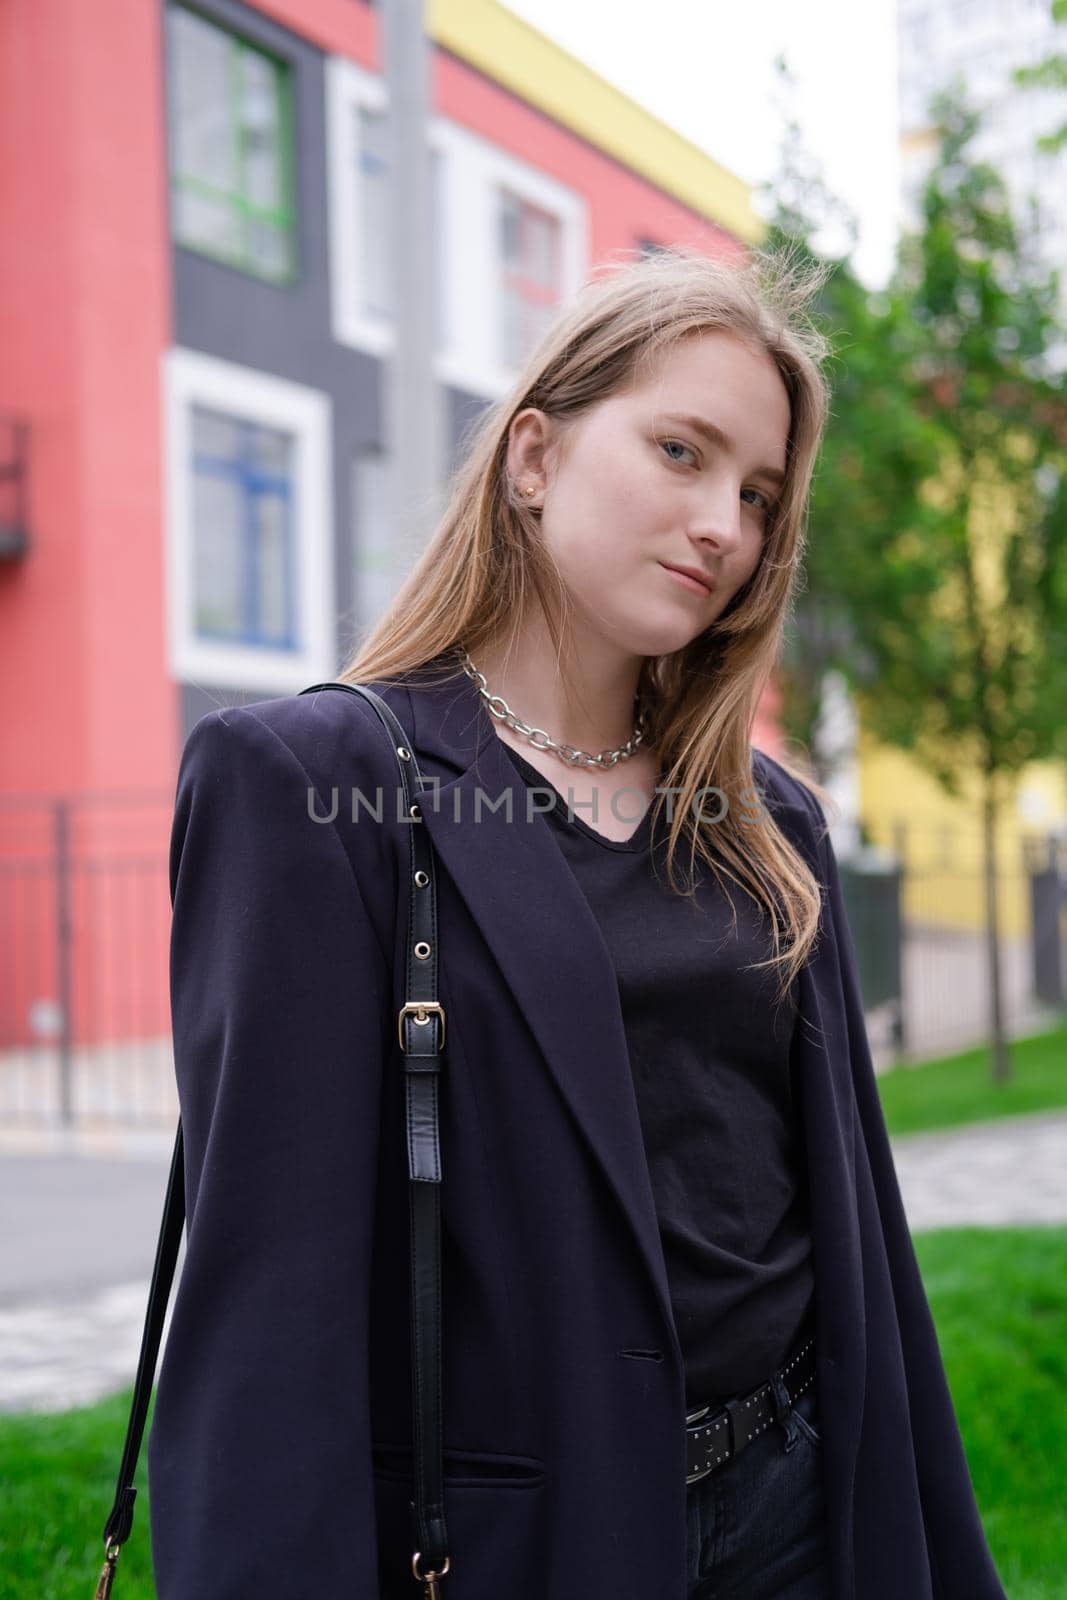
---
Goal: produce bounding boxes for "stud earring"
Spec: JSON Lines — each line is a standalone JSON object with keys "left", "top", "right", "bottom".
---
{"left": 523, "top": 485, "right": 536, "bottom": 498}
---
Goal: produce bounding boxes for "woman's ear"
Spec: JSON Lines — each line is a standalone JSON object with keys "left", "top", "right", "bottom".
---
{"left": 505, "top": 407, "right": 552, "bottom": 489}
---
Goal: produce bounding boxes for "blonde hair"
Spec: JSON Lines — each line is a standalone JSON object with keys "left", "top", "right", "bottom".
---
{"left": 340, "top": 243, "right": 837, "bottom": 1002}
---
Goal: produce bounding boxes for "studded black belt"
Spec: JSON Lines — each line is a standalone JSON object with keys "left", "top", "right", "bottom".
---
{"left": 684, "top": 1336, "right": 817, "bottom": 1485}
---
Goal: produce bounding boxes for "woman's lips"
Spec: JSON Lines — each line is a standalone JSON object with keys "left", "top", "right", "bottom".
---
{"left": 660, "top": 562, "right": 714, "bottom": 596}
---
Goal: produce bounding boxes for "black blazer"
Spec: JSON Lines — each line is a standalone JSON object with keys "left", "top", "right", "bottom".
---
{"left": 147, "top": 669, "right": 1007, "bottom": 1599}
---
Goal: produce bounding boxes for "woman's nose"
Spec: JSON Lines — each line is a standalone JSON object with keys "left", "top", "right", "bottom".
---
{"left": 689, "top": 487, "right": 744, "bottom": 554}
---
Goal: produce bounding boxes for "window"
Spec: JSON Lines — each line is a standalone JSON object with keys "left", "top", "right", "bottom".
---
{"left": 498, "top": 189, "right": 563, "bottom": 368}
{"left": 164, "top": 349, "right": 335, "bottom": 692}
{"left": 191, "top": 409, "right": 297, "bottom": 647}
{"left": 326, "top": 60, "right": 446, "bottom": 352}
{"left": 326, "top": 56, "right": 586, "bottom": 398}
{"left": 167, "top": 5, "right": 296, "bottom": 282}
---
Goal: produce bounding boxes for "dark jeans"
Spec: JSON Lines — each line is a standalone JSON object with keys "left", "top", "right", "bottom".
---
{"left": 685, "top": 1383, "right": 830, "bottom": 1598}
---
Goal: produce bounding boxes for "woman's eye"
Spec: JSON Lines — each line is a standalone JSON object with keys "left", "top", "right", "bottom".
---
{"left": 741, "top": 486, "right": 773, "bottom": 512}
{"left": 658, "top": 437, "right": 698, "bottom": 467}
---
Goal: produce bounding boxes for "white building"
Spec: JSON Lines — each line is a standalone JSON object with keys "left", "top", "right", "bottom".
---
{"left": 898, "top": 0, "right": 1067, "bottom": 297}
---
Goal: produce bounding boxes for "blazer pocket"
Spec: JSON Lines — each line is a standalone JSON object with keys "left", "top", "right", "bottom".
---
{"left": 371, "top": 1441, "right": 545, "bottom": 1486}
{"left": 373, "top": 1446, "right": 547, "bottom": 1600}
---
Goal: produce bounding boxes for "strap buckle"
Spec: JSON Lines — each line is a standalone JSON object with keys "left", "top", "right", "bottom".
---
{"left": 398, "top": 1001, "right": 447, "bottom": 1051}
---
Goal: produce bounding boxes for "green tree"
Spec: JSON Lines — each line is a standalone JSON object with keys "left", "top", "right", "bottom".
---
{"left": 761, "top": 66, "right": 1067, "bottom": 1082}
{"left": 857, "top": 84, "right": 1067, "bottom": 1082}
{"left": 757, "top": 59, "right": 943, "bottom": 788}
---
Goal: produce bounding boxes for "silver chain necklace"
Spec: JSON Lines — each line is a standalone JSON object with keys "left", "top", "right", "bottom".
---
{"left": 460, "top": 649, "right": 647, "bottom": 770}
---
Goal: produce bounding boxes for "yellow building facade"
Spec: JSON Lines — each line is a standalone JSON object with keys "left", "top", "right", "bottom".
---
{"left": 857, "top": 735, "right": 1065, "bottom": 939}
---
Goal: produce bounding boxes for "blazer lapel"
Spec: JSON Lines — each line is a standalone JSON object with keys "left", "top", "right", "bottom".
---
{"left": 394, "top": 668, "right": 682, "bottom": 1364}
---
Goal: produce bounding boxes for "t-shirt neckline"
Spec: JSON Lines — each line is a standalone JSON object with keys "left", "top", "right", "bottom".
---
{"left": 502, "top": 743, "right": 655, "bottom": 853}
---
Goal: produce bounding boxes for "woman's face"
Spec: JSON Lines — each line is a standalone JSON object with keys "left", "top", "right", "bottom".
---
{"left": 510, "top": 329, "right": 791, "bottom": 660}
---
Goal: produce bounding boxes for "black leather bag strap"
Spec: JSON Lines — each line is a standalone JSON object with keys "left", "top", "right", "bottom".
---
{"left": 94, "top": 1121, "right": 186, "bottom": 1592}
{"left": 301, "top": 681, "right": 451, "bottom": 1591}
{"left": 94, "top": 682, "right": 451, "bottom": 1598}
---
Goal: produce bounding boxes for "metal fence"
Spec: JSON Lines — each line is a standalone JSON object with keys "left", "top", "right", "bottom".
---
{"left": 0, "top": 793, "right": 175, "bottom": 1130}
{"left": 845, "top": 825, "right": 1067, "bottom": 1069}
{"left": 1, "top": 796, "right": 1064, "bottom": 1132}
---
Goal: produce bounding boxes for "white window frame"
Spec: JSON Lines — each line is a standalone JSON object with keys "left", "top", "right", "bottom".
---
{"left": 325, "top": 55, "right": 588, "bottom": 400}
{"left": 162, "top": 347, "right": 336, "bottom": 693}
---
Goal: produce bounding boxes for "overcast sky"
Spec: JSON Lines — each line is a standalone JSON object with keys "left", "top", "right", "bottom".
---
{"left": 504, "top": 0, "right": 901, "bottom": 289}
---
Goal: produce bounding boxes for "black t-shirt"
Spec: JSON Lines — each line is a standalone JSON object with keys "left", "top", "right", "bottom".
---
{"left": 502, "top": 743, "right": 816, "bottom": 1409}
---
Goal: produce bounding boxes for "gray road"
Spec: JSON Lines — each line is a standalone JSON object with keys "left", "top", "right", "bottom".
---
{"left": 1, "top": 1151, "right": 174, "bottom": 1303}
{"left": 1, "top": 1109, "right": 1065, "bottom": 1414}
{"left": 0, "top": 1149, "right": 184, "bottom": 1412}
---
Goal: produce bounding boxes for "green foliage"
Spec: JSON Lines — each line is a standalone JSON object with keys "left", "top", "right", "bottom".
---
{"left": 878, "top": 81, "right": 1067, "bottom": 790}
{"left": 1012, "top": 0, "right": 1067, "bottom": 156}
{"left": 757, "top": 61, "right": 961, "bottom": 777}
{"left": 764, "top": 67, "right": 1067, "bottom": 792}
{"left": 763, "top": 65, "right": 1067, "bottom": 1081}
{"left": 780, "top": 248, "right": 949, "bottom": 774}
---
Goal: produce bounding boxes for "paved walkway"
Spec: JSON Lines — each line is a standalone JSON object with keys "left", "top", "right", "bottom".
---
{"left": 0, "top": 1110, "right": 1064, "bottom": 1415}
{"left": 889, "top": 1106, "right": 1067, "bottom": 1230}
{"left": 895, "top": 1107, "right": 1067, "bottom": 1228}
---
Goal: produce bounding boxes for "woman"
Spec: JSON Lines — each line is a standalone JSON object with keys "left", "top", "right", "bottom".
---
{"left": 147, "top": 247, "right": 1007, "bottom": 1599}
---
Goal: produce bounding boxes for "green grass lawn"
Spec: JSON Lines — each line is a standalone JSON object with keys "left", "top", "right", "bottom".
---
{"left": 0, "top": 1385, "right": 156, "bottom": 1600}
{"left": 878, "top": 1019, "right": 1067, "bottom": 1137}
{"left": 912, "top": 1227, "right": 1067, "bottom": 1600}
{"left": 1, "top": 1227, "right": 1063, "bottom": 1598}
